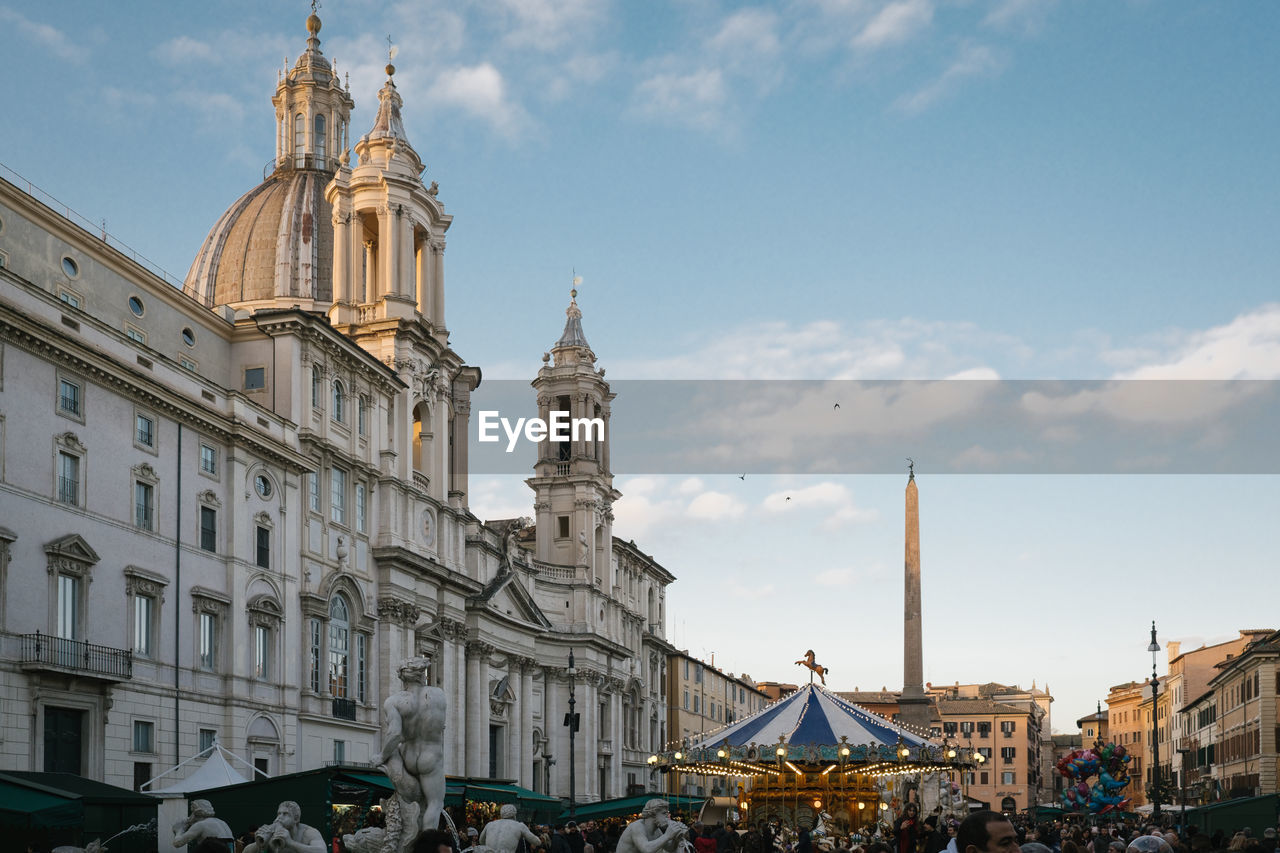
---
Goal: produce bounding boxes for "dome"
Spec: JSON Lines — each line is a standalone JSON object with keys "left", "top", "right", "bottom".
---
{"left": 183, "top": 167, "right": 334, "bottom": 308}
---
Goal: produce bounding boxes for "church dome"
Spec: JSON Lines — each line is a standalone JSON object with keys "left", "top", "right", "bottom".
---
{"left": 183, "top": 168, "right": 334, "bottom": 308}
{"left": 183, "top": 10, "right": 352, "bottom": 310}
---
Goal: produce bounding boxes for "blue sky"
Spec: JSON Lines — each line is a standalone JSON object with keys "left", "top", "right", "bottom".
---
{"left": 3, "top": 1, "right": 1279, "bottom": 731}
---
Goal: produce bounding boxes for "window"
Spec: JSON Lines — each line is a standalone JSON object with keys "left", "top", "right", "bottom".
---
{"left": 329, "top": 596, "right": 350, "bottom": 698}
{"left": 255, "top": 624, "right": 271, "bottom": 679}
{"left": 135, "top": 413, "right": 155, "bottom": 448}
{"left": 309, "top": 619, "right": 322, "bottom": 692}
{"left": 355, "top": 483, "right": 367, "bottom": 534}
{"left": 134, "top": 594, "right": 154, "bottom": 656}
{"left": 135, "top": 481, "right": 154, "bottom": 530}
{"left": 330, "top": 467, "right": 347, "bottom": 524}
{"left": 198, "top": 611, "right": 217, "bottom": 670}
{"left": 200, "top": 507, "right": 217, "bottom": 552}
{"left": 58, "top": 378, "right": 81, "bottom": 416}
{"left": 557, "top": 516, "right": 570, "bottom": 538}
{"left": 133, "top": 720, "right": 154, "bottom": 753}
{"left": 57, "top": 451, "right": 80, "bottom": 505}
{"left": 358, "top": 395, "right": 369, "bottom": 435}
{"left": 255, "top": 525, "right": 270, "bottom": 569}
{"left": 199, "top": 444, "right": 217, "bottom": 475}
{"left": 199, "top": 729, "right": 216, "bottom": 753}
{"left": 1002, "top": 771, "right": 1016, "bottom": 785}
{"left": 308, "top": 472, "right": 321, "bottom": 513}
{"left": 332, "top": 379, "right": 345, "bottom": 422}
{"left": 315, "top": 114, "right": 326, "bottom": 164}
{"left": 244, "top": 367, "right": 265, "bottom": 390}
{"left": 57, "top": 574, "right": 80, "bottom": 639}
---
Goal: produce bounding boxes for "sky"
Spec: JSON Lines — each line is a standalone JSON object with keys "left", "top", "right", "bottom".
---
{"left": 2, "top": 0, "right": 1279, "bottom": 733}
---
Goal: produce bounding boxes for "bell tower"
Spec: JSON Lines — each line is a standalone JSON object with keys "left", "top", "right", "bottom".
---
{"left": 527, "top": 284, "right": 619, "bottom": 581}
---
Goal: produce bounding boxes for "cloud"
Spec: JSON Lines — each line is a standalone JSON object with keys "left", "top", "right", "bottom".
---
{"left": 895, "top": 42, "right": 1002, "bottom": 114}
{"left": 631, "top": 67, "right": 727, "bottom": 131}
{"left": 426, "top": 63, "right": 528, "bottom": 137}
{"left": 0, "top": 7, "right": 83, "bottom": 63}
{"left": 853, "top": 0, "right": 934, "bottom": 50}
{"left": 1114, "top": 304, "right": 1280, "bottom": 380}
{"left": 153, "top": 35, "right": 216, "bottom": 65}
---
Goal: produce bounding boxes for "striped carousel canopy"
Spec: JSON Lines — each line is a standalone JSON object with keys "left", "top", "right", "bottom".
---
{"left": 687, "top": 683, "right": 931, "bottom": 751}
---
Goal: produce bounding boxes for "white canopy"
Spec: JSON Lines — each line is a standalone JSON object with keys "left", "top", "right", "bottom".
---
{"left": 144, "top": 744, "right": 252, "bottom": 796}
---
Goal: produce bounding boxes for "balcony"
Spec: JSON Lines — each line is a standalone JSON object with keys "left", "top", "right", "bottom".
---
{"left": 332, "top": 697, "right": 358, "bottom": 721}
{"left": 20, "top": 632, "right": 132, "bottom": 681}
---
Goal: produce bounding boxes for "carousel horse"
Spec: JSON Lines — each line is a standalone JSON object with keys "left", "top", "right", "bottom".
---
{"left": 795, "top": 650, "right": 829, "bottom": 685}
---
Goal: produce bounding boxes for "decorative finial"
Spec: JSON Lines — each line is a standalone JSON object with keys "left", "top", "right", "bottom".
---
{"left": 385, "top": 34, "right": 397, "bottom": 77}
{"left": 907, "top": 457, "right": 915, "bottom": 481}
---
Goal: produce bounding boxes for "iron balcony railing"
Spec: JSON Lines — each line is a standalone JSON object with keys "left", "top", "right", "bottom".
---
{"left": 20, "top": 631, "right": 133, "bottom": 679}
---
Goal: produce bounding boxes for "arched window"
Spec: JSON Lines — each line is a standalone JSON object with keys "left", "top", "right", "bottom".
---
{"left": 314, "top": 114, "right": 326, "bottom": 165}
{"left": 328, "top": 594, "right": 349, "bottom": 698}
{"left": 294, "top": 113, "right": 305, "bottom": 165}
{"left": 332, "top": 379, "right": 345, "bottom": 423}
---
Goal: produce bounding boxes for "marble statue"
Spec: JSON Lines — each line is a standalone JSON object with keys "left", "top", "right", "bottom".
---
{"left": 479, "top": 804, "right": 543, "bottom": 853}
{"left": 172, "top": 798, "right": 234, "bottom": 848}
{"left": 243, "top": 801, "right": 326, "bottom": 853}
{"left": 616, "top": 799, "right": 690, "bottom": 853}
{"left": 379, "top": 656, "right": 447, "bottom": 853}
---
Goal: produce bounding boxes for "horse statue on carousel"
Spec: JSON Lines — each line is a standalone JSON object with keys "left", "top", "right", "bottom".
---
{"left": 795, "top": 650, "right": 829, "bottom": 685}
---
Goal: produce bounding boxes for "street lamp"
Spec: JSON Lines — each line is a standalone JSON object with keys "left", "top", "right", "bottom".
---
{"left": 1176, "top": 747, "right": 1192, "bottom": 832}
{"left": 1147, "top": 621, "right": 1161, "bottom": 820}
{"left": 566, "top": 649, "right": 578, "bottom": 819}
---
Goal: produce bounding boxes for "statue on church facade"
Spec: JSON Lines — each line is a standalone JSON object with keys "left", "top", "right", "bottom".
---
{"left": 379, "top": 656, "right": 447, "bottom": 853}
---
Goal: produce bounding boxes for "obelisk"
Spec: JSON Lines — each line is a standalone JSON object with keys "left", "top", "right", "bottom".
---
{"left": 898, "top": 460, "right": 931, "bottom": 729}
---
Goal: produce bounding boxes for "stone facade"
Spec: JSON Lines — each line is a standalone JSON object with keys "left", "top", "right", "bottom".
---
{"left": 0, "top": 11, "right": 671, "bottom": 802}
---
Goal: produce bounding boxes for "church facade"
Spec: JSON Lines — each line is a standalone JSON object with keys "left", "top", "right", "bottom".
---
{"left": 0, "top": 10, "right": 672, "bottom": 802}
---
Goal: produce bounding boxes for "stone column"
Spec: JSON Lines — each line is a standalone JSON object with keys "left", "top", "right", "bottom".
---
{"left": 466, "top": 642, "right": 492, "bottom": 778}
{"left": 431, "top": 240, "right": 446, "bottom": 336}
{"left": 520, "top": 661, "right": 535, "bottom": 788}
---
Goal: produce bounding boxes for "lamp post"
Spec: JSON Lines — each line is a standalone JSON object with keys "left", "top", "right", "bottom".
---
{"left": 1176, "top": 747, "right": 1191, "bottom": 833}
{"left": 1147, "top": 621, "right": 1161, "bottom": 820}
{"left": 566, "top": 649, "right": 578, "bottom": 819}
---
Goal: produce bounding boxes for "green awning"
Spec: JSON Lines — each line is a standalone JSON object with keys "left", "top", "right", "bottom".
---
{"left": 0, "top": 778, "right": 84, "bottom": 829}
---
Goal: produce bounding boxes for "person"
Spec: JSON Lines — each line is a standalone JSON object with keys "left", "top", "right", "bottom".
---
{"left": 380, "top": 657, "right": 448, "bottom": 848}
{"left": 480, "top": 804, "right": 545, "bottom": 853}
{"left": 615, "top": 799, "right": 690, "bottom": 853}
{"left": 956, "top": 812, "right": 1018, "bottom": 853}
{"left": 173, "top": 799, "right": 236, "bottom": 850}
{"left": 243, "top": 801, "right": 326, "bottom": 853}
{"left": 894, "top": 805, "right": 920, "bottom": 853}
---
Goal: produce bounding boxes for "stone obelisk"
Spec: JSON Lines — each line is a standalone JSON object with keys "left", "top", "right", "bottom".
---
{"left": 898, "top": 461, "right": 931, "bottom": 730}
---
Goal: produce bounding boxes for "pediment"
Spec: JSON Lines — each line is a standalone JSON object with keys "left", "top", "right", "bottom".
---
{"left": 44, "top": 533, "right": 100, "bottom": 565}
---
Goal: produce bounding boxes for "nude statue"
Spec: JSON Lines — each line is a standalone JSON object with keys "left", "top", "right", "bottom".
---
{"left": 479, "top": 804, "right": 544, "bottom": 853}
{"left": 616, "top": 799, "right": 690, "bottom": 853}
{"left": 172, "top": 798, "right": 234, "bottom": 848}
{"left": 380, "top": 656, "right": 447, "bottom": 853}
{"left": 242, "top": 801, "right": 325, "bottom": 853}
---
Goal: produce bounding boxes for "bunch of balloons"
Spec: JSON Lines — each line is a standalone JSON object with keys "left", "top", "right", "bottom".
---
{"left": 1057, "top": 743, "right": 1131, "bottom": 813}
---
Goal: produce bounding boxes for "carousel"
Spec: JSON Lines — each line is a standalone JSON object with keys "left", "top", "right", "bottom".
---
{"left": 650, "top": 664, "right": 976, "bottom": 833}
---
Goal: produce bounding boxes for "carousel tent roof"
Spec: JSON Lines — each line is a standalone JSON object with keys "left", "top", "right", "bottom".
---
{"left": 688, "top": 683, "right": 931, "bottom": 751}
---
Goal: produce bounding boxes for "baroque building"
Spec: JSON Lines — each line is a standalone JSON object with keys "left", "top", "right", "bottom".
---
{"left": 0, "top": 10, "right": 671, "bottom": 802}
